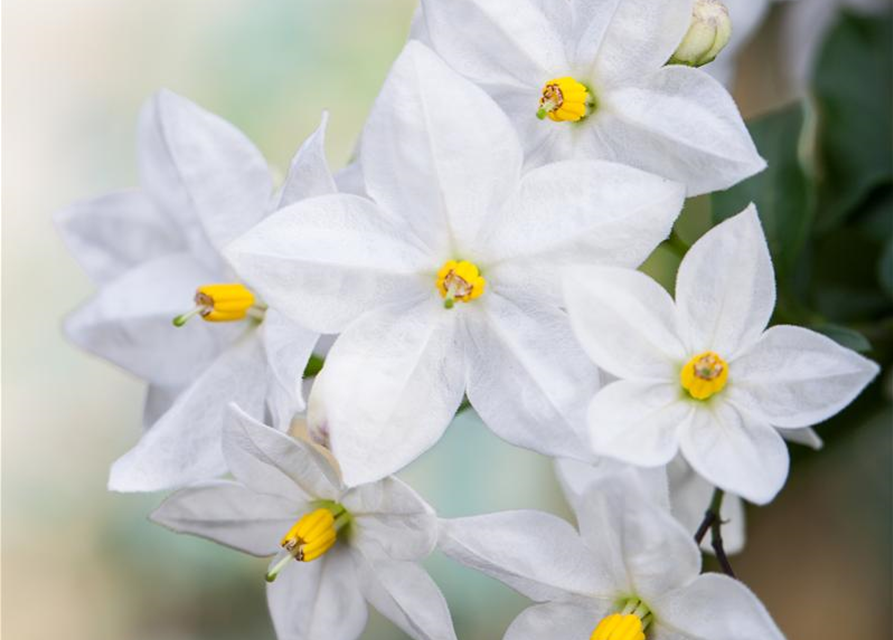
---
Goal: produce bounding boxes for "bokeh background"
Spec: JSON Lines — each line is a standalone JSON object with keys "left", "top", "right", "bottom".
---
{"left": 3, "top": 1, "right": 892, "bottom": 639}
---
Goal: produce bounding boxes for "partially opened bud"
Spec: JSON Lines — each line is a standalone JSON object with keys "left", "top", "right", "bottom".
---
{"left": 670, "top": 0, "right": 732, "bottom": 67}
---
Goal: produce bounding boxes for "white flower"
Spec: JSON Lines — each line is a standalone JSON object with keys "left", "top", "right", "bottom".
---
{"left": 151, "top": 404, "right": 455, "bottom": 640}
{"left": 439, "top": 466, "right": 786, "bottom": 640}
{"left": 226, "top": 42, "right": 685, "bottom": 486}
{"left": 669, "top": 0, "right": 733, "bottom": 68}
{"left": 563, "top": 205, "right": 880, "bottom": 504}
{"left": 418, "top": 0, "right": 765, "bottom": 195}
{"left": 57, "top": 90, "right": 329, "bottom": 491}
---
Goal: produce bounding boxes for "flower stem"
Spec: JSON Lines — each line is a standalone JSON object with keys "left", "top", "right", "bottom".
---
{"left": 694, "top": 488, "right": 736, "bottom": 578}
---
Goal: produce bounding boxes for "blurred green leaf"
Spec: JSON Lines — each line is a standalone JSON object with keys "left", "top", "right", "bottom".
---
{"left": 881, "top": 238, "right": 893, "bottom": 300}
{"left": 814, "top": 10, "right": 893, "bottom": 229}
{"left": 812, "top": 323, "right": 873, "bottom": 352}
{"left": 712, "top": 103, "right": 813, "bottom": 274}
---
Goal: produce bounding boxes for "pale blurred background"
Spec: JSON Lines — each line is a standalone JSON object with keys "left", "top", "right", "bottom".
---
{"left": 2, "top": 1, "right": 891, "bottom": 639}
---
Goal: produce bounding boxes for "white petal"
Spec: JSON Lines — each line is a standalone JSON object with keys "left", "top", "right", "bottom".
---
{"left": 278, "top": 111, "right": 337, "bottom": 207}
{"left": 148, "top": 89, "right": 272, "bottom": 252}
{"left": 675, "top": 205, "right": 776, "bottom": 357}
{"left": 598, "top": 67, "right": 766, "bottom": 196}
{"left": 438, "top": 510, "right": 610, "bottom": 602}
{"left": 506, "top": 601, "right": 611, "bottom": 640}
{"left": 267, "top": 547, "right": 368, "bottom": 640}
{"left": 261, "top": 309, "right": 319, "bottom": 425}
{"left": 588, "top": 381, "right": 692, "bottom": 467}
{"left": 651, "top": 573, "right": 785, "bottom": 640}
{"left": 475, "top": 160, "right": 685, "bottom": 293}
{"left": 333, "top": 160, "right": 366, "bottom": 197}
{"left": 563, "top": 266, "right": 687, "bottom": 381}
{"left": 554, "top": 457, "right": 671, "bottom": 516}
{"left": 465, "top": 294, "right": 599, "bottom": 461}
{"left": 352, "top": 551, "right": 457, "bottom": 640}
{"left": 150, "top": 480, "right": 297, "bottom": 556}
{"left": 361, "top": 41, "right": 523, "bottom": 253}
{"left": 343, "top": 476, "right": 438, "bottom": 562}
{"left": 729, "top": 325, "right": 880, "bottom": 428}
{"left": 223, "top": 403, "right": 342, "bottom": 502}
{"left": 309, "top": 298, "right": 466, "bottom": 486}
{"left": 781, "top": 427, "right": 823, "bottom": 450}
{"left": 680, "top": 402, "right": 789, "bottom": 505}
{"left": 108, "top": 334, "right": 267, "bottom": 492}
{"left": 55, "top": 190, "right": 183, "bottom": 285}
{"left": 142, "top": 383, "right": 182, "bottom": 429}
{"left": 226, "top": 194, "right": 430, "bottom": 334}
{"left": 63, "top": 252, "right": 238, "bottom": 385}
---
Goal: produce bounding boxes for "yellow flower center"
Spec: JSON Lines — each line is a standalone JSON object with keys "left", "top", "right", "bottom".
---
{"left": 537, "top": 77, "right": 592, "bottom": 122}
{"left": 591, "top": 599, "right": 652, "bottom": 640}
{"left": 680, "top": 351, "right": 729, "bottom": 400}
{"left": 266, "top": 504, "right": 351, "bottom": 582}
{"left": 436, "top": 260, "right": 486, "bottom": 309}
{"left": 173, "top": 283, "right": 257, "bottom": 326}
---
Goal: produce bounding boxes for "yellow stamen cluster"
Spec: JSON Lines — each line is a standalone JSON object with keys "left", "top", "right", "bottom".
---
{"left": 280, "top": 507, "right": 338, "bottom": 562}
{"left": 680, "top": 351, "right": 729, "bottom": 400}
{"left": 436, "top": 260, "right": 486, "bottom": 309}
{"left": 173, "top": 283, "right": 256, "bottom": 326}
{"left": 537, "top": 77, "right": 592, "bottom": 122}
{"left": 590, "top": 614, "right": 645, "bottom": 640}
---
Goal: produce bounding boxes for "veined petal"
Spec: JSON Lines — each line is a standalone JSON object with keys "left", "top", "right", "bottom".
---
{"left": 596, "top": 66, "right": 765, "bottom": 196}
{"left": 680, "top": 402, "right": 789, "bottom": 505}
{"left": 464, "top": 294, "right": 599, "bottom": 461}
{"left": 564, "top": 266, "right": 687, "bottom": 381}
{"left": 309, "top": 298, "right": 466, "bottom": 487}
{"left": 588, "top": 381, "right": 692, "bottom": 467}
{"left": 225, "top": 194, "right": 431, "bottom": 334}
{"left": 675, "top": 205, "right": 776, "bottom": 358}
{"left": 150, "top": 480, "right": 297, "bottom": 557}
{"left": 361, "top": 41, "right": 523, "bottom": 254}
{"left": 505, "top": 601, "right": 612, "bottom": 640}
{"left": 261, "top": 309, "right": 319, "bottom": 423}
{"left": 728, "top": 324, "right": 880, "bottom": 428}
{"left": 278, "top": 111, "right": 337, "bottom": 207}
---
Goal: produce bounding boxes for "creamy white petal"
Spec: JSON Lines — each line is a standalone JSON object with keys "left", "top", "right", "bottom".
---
{"left": 352, "top": 551, "right": 456, "bottom": 640}
{"left": 464, "top": 294, "right": 599, "bottom": 461}
{"left": 505, "top": 601, "right": 611, "bottom": 640}
{"left": 333, "top": 160, "right": 366, "bottom": 197}
{"left": 728, "top": 324, "right": 880, "bottom": 428}
{"left": 150, "top": 480, "right": 298, "bottom": 556}
{"left": 226, "top": 193, "right": 431, "bottom": 334}
{"left": 651, "top": 573, "right": 785, "bottom": 640}
{"left": 108, "top": 334, "right": 267, "bottom": 492}
{"left": 310, "top": 297, "right": 466, "bottom": 486}
{"left": 564, "top": 266, "right": 687, "bottom": 381}
{"left": 675, "top": 205, "right": 775, "bottom": 357}
{"left": 267, "top": 547, "right": 368, "bottom": 640}
{"left": 589, "top": 381, "right": 692, "bottom": 467}
{"left": 142, "top": 383, "right": 182, "bottom": 429}
{"left": 781, "top": 427, "right": 823, "bottom": 450}
{"left": 554, "top": 457, "right": 671, "bottom": 516}
{"left": 361, "top": 41, "right": 523, "bottom": 254}
{"left": 278, "top": 112, "right": 337, "bottom": 208}
{"left": 680, "top": 402, "right": 789, "bottom": 505}
{"left": 597, "top": 67, "right": 765, "bottom": 196}
{"left": 261, "top": 309, "right": 319, "bottom": 425}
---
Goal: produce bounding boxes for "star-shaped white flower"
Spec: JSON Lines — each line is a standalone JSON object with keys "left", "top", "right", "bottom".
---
{"left": 439, "top": 465, "right": 786, "bottom": 640}
{"left": 151, "top": 404, "right": 455, "bottom": 640}
{"left": 226, "top": 42, "right": 685, "bottom": 486}
{"left": 563, "top": 205, "right": 880, "bottom": 504}
{"left": 418, "top": 0, "right": 765, "bottom": 195}
{"left": 57, "top": 90, "right": 330, "bottom": 491}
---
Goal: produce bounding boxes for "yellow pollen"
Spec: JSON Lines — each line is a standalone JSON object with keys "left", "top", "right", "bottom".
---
{"left": 173, "top": 283, "right": 255, "bottom": 326}
{"left": 680, "top": 351, "right": 729, "bottom": 400}
{"left": 281, "top": 508, "right": 338, "bottom": 562}
{"left": 591, "top": 614, "right": 645, "bottom": 640}
{"left": 436, "top": 260, "right": 486, "bottom": 309}
{"left": 537, "top": 77, "right": 592, "bottom": 122}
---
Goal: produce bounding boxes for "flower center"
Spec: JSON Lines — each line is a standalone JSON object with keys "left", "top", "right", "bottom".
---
{"left": 537, "top": 77, "right": 593, "bottom": 122}
{"left": 591, "top": 599, "right": 652, "bottom": 640}
{"left": 265, "top": 503, "right": 351, "bottom": 582}
{"left": 172, "top": 283, "right": 259, "bottom": 326}
{"left": 436, "top": 260, "right": 486, "bottom": 309}
{"left": 680, "top": 351, "right": 729, "bottom": 400}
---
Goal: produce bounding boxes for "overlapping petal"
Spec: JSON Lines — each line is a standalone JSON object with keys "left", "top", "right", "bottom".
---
{"left": 261, "top": 309, "right": 319, "bottom": 424}
{"left": 505, "top": 601, "right": 611, "bottom": 640}
{"left": 278, "top": 111, "right": 337, "bottom": 207}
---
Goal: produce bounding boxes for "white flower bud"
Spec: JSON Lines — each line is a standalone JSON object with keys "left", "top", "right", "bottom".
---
{"left": 670, "top": 0, "right": 732, "bottom": 67}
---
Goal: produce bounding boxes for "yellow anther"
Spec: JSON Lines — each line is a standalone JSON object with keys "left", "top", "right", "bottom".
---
{"left": 173, "top": 283, "right": 255, "bottom": 326}
{"left": 436, "top": 260, "right": 486, "bottom": 309}
{"left": 537, "top": 77, "right": 592, "bottom": 122}
{"left": 680, "top": 350, "right": 729, "bottom": 400}
{"left": 281, "top": 508, "right": 337, "bottom": 562}
{"left": 590, "top": 614, "right": 645, "bottom": 640}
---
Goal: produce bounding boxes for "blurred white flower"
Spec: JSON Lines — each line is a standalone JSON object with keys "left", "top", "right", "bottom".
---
{"left": 227, "top": 42, "right": 686, "bottom": 486}
{"left": 439, "top": 465, "right": 786, "bottom": 640}
{"left": 418, "top": 0, "right": 765, "bottom": 195}
{"left": 57, "top": 90, "right": 329, "bottom": 491}
{"left": 563, "top": 205, "right": 880, "bottom": 504}
{"left": 152, "top": 404, "right": 454, "bottom": 640}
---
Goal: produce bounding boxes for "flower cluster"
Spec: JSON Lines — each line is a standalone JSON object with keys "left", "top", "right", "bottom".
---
{"left": 57, "top": 1, "right": 880, "bottom": 639}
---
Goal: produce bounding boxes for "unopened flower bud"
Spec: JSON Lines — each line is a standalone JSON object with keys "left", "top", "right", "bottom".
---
{"left": 670, "top": 0, "right": 732, "bottom": 68}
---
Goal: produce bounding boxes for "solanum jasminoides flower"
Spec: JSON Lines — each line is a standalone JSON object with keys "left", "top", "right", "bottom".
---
{"left": 563, "top": 205, "right": 880, "bottom": 504}
{"left": 151, "top": 405, "right": 455, "bottom": 640}
{"left": 226, "top": 42, "right": 686, "bottom": 486}
{"left": 57, "top": 90, "right": 330, "bottom": 491}
{"left": 439, "top": 466, "right": 786, "bottom": 640}
{"left": 417, "top": 0, "right": 765, "bottom": 196}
